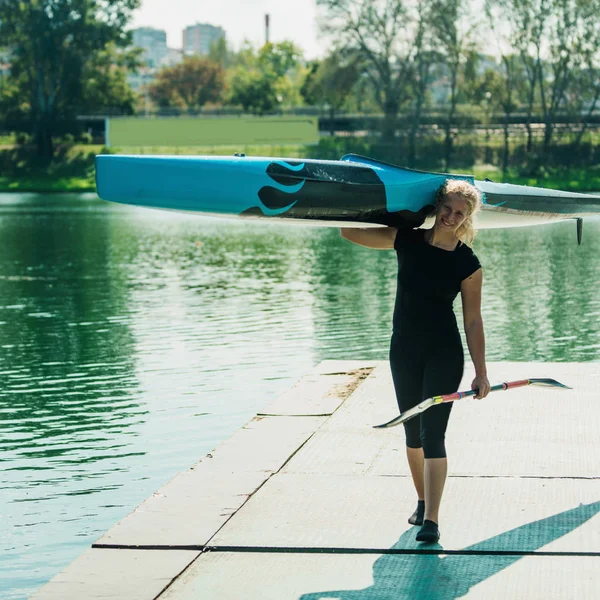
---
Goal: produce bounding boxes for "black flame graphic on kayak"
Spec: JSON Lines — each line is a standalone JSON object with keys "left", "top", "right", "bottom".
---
{"left": 243, "top": 160, "right": 434, "bottom": 228}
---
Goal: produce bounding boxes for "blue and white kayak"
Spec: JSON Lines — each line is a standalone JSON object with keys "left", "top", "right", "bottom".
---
{"left": 95, "top": 153, "right": 600, "bottom": 231}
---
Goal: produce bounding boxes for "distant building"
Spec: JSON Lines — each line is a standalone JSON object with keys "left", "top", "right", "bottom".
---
{"left": 127, "top": 66, "right": 156, "bottom": 94}
{"left": 182, "top": 23, "right": 226, "bottom": 56}
{"left": 166, "top": 47, "right": 184, "bottom": 67}
{"left": 132, "top": 27, "right": 168, "bottom": 69}
{"left": 129, "top": 29, "right": 184, "bottom": 93}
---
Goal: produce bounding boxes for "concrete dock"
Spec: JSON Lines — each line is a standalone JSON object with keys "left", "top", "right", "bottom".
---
{"left": 32, "top": 361, "right": 600, "bottom": 599}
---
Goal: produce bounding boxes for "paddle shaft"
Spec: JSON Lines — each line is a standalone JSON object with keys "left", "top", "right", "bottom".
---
{"left": 437, "top": 379, "right": 531, "bottom": 404}
{"left": 373, "top": 378, "right": 562, "bottom": 429}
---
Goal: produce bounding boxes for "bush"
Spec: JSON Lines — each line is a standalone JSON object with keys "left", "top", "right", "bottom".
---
{"left": 15, "top": 132, "right": 30, "bottom": 145}
{"left": 79, "top": 132, "right": 93, "bottom": 144}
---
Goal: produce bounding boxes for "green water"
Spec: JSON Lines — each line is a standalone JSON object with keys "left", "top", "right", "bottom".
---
{"left": 1, "top": 194, "right": 599, "bottom": 599}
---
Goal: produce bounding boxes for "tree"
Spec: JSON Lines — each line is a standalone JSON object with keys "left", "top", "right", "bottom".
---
{"left": 300, "top": 51, "right": 362, "bottom": 133}
{"left": 483, "top": 1, "right": 530, "bottom": 171}
{"left": 149, "top": 57, "right": 226, "bottom": 111}
{"left": 0, "top": 0, "right": 140, "bottom": 159}
{"left": 228, "top": 42, "right": 303, "bottom": 114}
{"left": 488, "top": 0, "right": 599, "bottom": 157}
{"left": 576, "top": 1, "right": 600, "bottom": 146}
{"left": 82, "top": 42, "right": 140, "bottom": 116}
{"left": 229, "top": 67, "right": 280, "bottom": 115}
{"left": 537, "top": 0, "right": 576, "bottom": 151}
{"left": 208, "top": 37, "right": 234, "bottom": 68}
{"left": 537, "top": 0, "right": 600, "bottom": 152}
{"left": 569, "top": 8, "right": 600, "bottom": 148}
{"left": 300, "top": 61, "right": 321, "bottom": 106}
{"left": 407, "top": 0, "right": 439, "bottom": 167}
{"left": 317, "top": 0, "right": 424, "bottom": 143}
{"left": 258, "top": 41, "right": 303, "bottom": 78}
{"left": 429, "top": 0, "right": 474, "bottom": 170}
{"left": 497, "top": 0, "right": 558, "bottom": 153}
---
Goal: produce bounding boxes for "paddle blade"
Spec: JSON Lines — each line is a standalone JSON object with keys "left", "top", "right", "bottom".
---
{"left": 372, "top": 414, "right": 405, "bottom": 429}
{"left": 529, "top": 378, "right": 572, "bottom": 389}
{"left": 373, "top": 398, "right": 435, "bottom": 429}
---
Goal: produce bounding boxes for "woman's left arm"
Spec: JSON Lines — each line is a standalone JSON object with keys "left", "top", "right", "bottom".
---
{"left": 461, "top": 268, "right": 491, "bottom": 399}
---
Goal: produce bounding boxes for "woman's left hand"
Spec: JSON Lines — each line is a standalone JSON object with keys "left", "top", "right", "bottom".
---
{"left": 471, "top": 374, "right": 491, "bottom": 399}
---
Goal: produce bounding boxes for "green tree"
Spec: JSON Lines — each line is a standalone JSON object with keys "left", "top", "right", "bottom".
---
{"left": 257, "top": 41, "right": 303, "bottom": 78}
{"left": 300, "top": 51, "right": 362, "bottom": 133}
{"left": 148, "top": 57, "right": 226, "bottom": 111}
{"left": 430, "top": 0, "right": 475, "bottom": 170}
{"left": 537, "top": 0, "right": 575, "bottom": 151}
{"left": 569, "top": 33, "right": 600, "bottom": 147}
{"left": 228, "top": 41, "right": 303, "bottom": 114}
{"left": 230, "top": 40, "right": 259, "bottom": 70}
{"left": 489, "top": 60, "right": 526, "bottom": 172}
{"left": 300, "top": 61, "right": 321, "bottom": 106}
{"left": 229, "top": 67, "right": 280, "bottom": 115}
{"left": 83, "top": 42, "right": 140, "bottom": 116}
{"left": 503, "top": 0, "right": 549, "bottom": 152}
{"left": 486, "top": 0, "right": 599, "bottom": 158}
{"left": 208, "top": 37, "right": 234, "bottom": 68}
{"left": 484, "top": 0, "right": 531, "bottom": 171}
{"left": 407, "top": 0, "right": 439, "bottom": 167}
{"left": 574, "top": 0, "right": 600, "bottom": 146}
{"left": 0, "top": 0, "right": 140, "bottom": 159}
{"left": 317, "top": 0, "right": 425, "bottom": 143}
{"left": 537, "top": 0, "right": 600, "bottom": 152}
{"left": 0, "top": 74, "right": 28, "bottom": 135}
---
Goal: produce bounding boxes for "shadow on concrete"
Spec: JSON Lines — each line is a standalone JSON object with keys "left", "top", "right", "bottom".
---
{"left": 299, "top": 501, "right": 600, "bottom": 600}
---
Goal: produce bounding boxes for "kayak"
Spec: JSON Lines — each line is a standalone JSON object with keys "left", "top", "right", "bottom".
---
{"left": 95, "top": 153, "right": 600, "bottom": 232}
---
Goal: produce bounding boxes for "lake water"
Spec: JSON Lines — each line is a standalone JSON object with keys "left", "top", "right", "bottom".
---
{"left": 1, "top": 193, "right": 599, "bottom": 599}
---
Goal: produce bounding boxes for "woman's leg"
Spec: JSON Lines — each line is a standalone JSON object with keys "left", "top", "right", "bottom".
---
{"left": 389, "top": 333, "right": 425, "bottom": 505}
{"left": 406, "top": 446, "right": 425, "bottom": 500}
{"left": 406, "top": 446, "right": 426, "bottom": 525}
{"left": 420, "top": 340, "right": 464, "bottom": 526}
{"left": 423, "top": 457, "right": 448, "bottom": 524}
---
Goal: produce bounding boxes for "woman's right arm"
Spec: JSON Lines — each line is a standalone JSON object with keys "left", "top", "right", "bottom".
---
{"left": 340, "top": 227, "right": 397, "bottom": 249}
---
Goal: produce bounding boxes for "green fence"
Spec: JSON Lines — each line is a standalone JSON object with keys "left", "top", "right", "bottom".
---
{"left": 106, "top": 116, "right": 319, "bottom": 147}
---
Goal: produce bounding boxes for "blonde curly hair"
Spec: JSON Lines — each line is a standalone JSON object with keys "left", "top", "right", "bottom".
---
{"left": 435, "top": 179, "right": 482, "bottom": 246}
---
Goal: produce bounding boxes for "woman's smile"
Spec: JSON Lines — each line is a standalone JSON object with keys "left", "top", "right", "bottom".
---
{"left": 437, "top": 193, "right": 468, "bottom": 231}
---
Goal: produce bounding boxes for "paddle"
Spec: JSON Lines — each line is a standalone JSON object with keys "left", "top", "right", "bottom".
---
{"left": 373, "top": 378, "right": 572, "bottom": 429}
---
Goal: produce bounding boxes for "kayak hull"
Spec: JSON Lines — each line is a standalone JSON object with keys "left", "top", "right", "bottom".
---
{"left": 95, "top": 153, "right": 600, "bottom": 229}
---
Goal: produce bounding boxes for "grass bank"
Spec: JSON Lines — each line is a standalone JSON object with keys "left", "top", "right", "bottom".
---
{"left": 1, "top": 137, "right": 600, "bottom": 193}
{"left": 0, "top": 145, "right": 99, "bottom": 193}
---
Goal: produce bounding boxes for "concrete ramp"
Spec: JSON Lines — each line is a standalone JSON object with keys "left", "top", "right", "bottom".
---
{"left": 31, "top": 361, "right": 600, "bottom": 599}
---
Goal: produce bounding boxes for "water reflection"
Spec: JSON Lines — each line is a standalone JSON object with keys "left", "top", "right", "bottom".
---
{"left": 0, "top": 193, "right": 598, "bottom": 599}
{"left": 475, "top": 223, "right": 600, "bottom": 361}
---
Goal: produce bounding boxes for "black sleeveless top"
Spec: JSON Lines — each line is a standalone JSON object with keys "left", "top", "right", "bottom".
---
{"left": 393, "top": 228, "right": 481, "bottom": 335}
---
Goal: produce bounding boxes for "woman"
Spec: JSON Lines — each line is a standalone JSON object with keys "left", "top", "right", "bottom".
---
{"left": 341, "top": 179, "right": 490, "bottom": 543}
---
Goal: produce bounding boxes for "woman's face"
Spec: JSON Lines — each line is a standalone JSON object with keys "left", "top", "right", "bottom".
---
{"left": 435, "top": 193, "right": 469, "bottom": 233}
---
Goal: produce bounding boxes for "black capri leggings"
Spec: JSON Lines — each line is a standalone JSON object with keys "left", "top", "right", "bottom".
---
{"left": 389, "top": 330, "right": 464, "bottom": 459}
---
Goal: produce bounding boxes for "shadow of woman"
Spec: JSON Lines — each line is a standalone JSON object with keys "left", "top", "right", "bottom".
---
{"left": 299, "top": 501, "right": 600, "bottom": 600}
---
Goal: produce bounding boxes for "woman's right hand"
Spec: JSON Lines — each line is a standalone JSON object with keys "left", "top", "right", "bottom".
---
{"left": 471, "top": 374, "right": 490, "bottom": 399}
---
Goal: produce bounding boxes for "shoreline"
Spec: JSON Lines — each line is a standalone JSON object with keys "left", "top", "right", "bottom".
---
{"left": 2, "top": 140, "right": 600, "bottom": 194}
{"left": 3, "top": 171, "right": 600, "bottom": 195}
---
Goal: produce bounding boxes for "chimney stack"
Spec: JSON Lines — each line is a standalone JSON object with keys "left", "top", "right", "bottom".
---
{"left": 265, "top": 14, "right": 270, "bottom": 44}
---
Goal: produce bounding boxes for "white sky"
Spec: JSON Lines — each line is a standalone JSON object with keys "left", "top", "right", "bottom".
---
{"left": 130, "top": 0, "right": 325, "bottom": 59}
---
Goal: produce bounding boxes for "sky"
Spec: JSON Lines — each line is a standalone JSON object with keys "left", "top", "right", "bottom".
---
{"left": 130, "top": 0, "right": 325, "bottom": 59}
